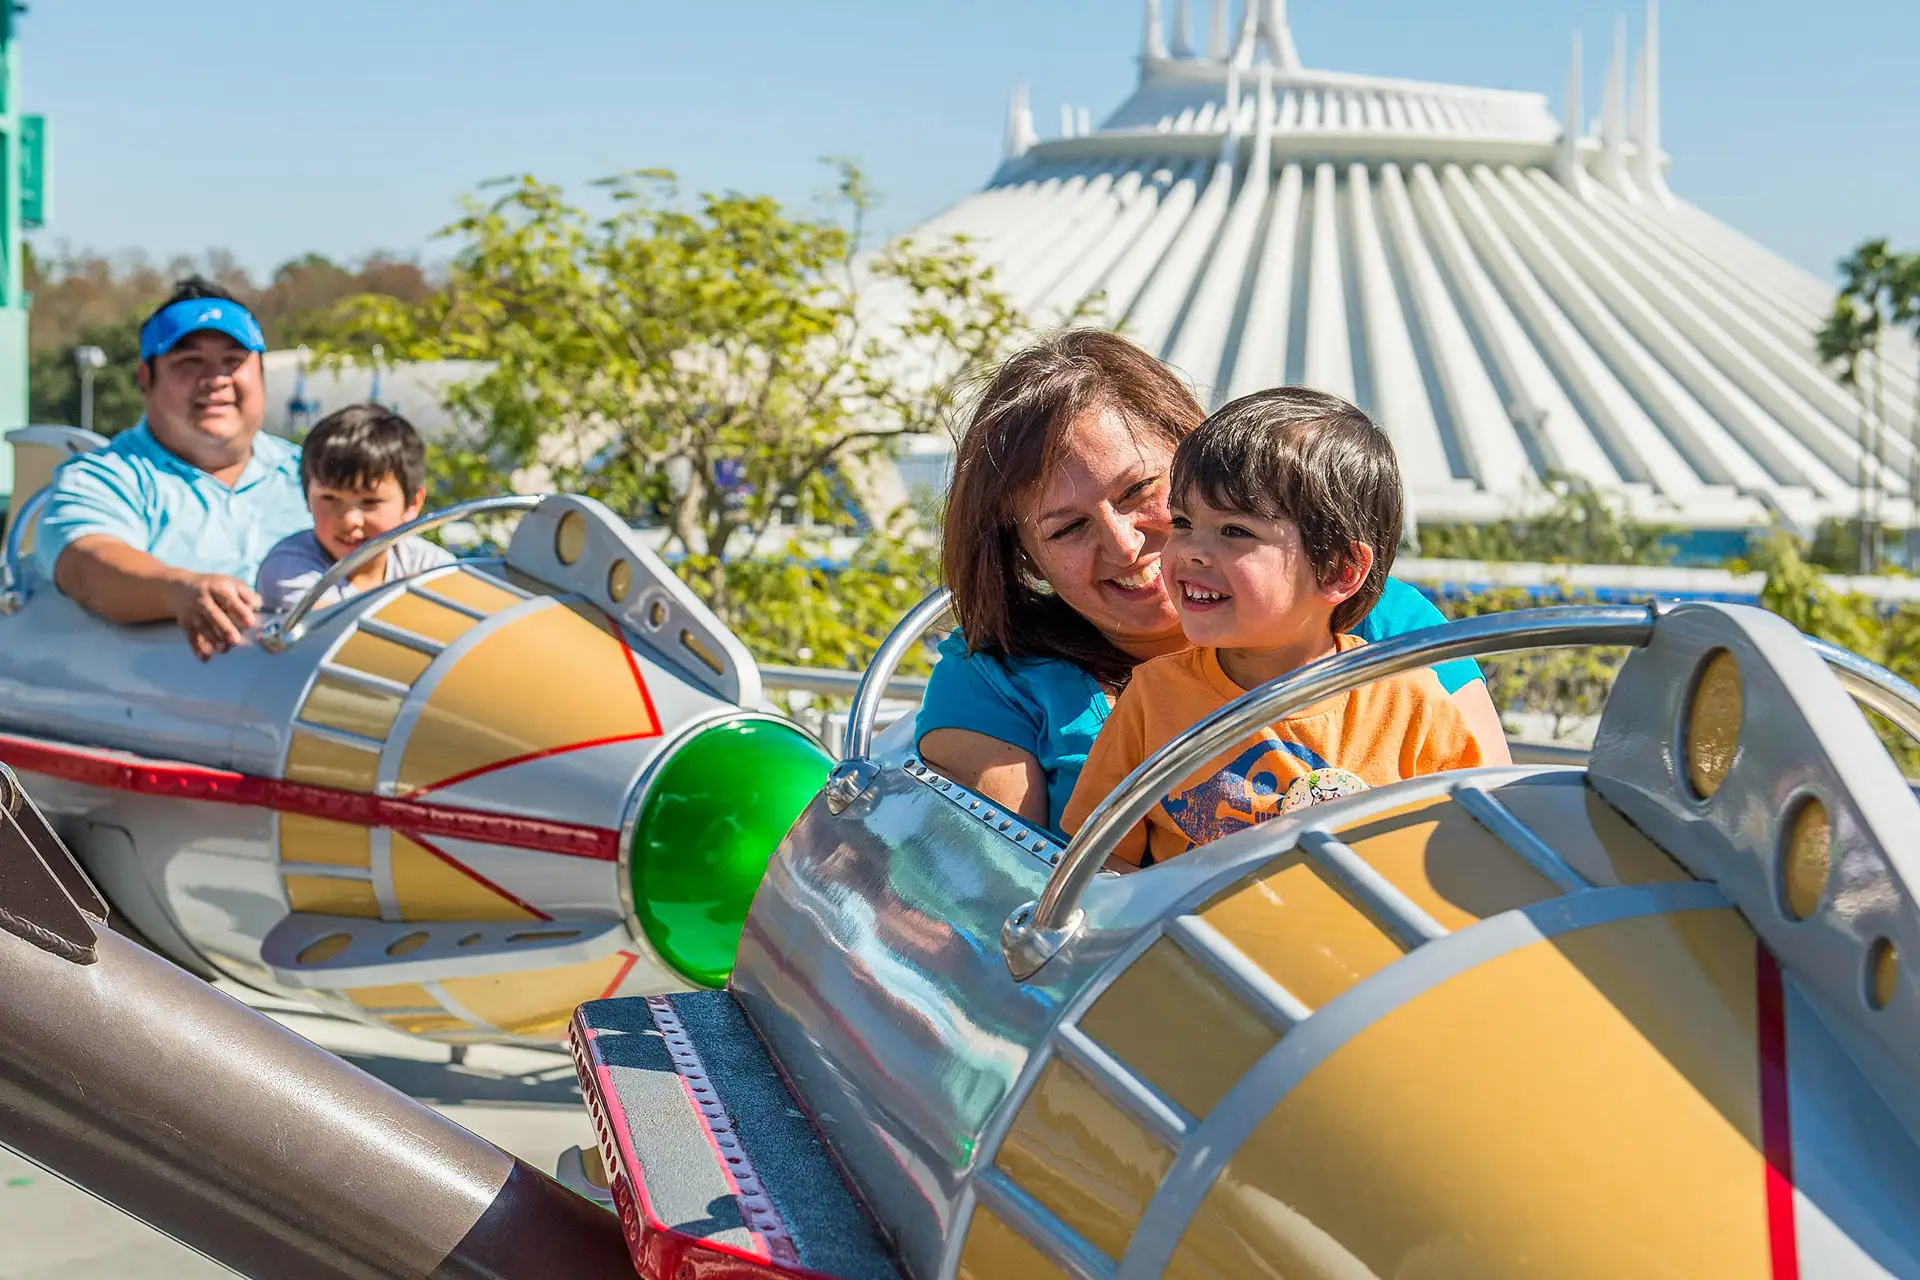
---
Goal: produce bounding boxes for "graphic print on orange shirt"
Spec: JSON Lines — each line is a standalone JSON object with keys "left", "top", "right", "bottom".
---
{"left": 1060, "top": 638, "right": 1482, "bottom": 867}
{"left": 1162, "top": 739, "right": 1372, "bottom": 844}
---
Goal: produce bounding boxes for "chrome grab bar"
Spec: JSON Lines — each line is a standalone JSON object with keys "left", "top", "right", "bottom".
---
{"left": 760, "top": 664, "right": 930, "bottom": 702}
{"left": 823, "top": 587, "right": 952, "bottom": 814}
{"left": 1000, "top": 606, "right": 1660, "bottom": 981}
{"left": 0, "top": 488, "right": 56, "bottom": 615}
{"left": 1804, "top": 636, "right": 1920, "bottom": 744}
{"left": 258, "top": 494, "right": 544, "bottom": 652}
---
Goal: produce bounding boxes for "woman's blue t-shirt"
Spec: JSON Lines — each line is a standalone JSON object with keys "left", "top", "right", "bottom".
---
{"left": 912, "top": 577, "right": 1479, "bottom": 833}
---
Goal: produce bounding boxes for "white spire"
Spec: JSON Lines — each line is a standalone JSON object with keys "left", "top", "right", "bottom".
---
{"left": 1558, "top": 31, "right": 1592, "bottom": 197}
{"left": 1595, "top": 14, "right": 1637, "bottom": 199}
{"left": 1143, "top": 0, "right": 1167, "bottom": 60}
{"left": 1257, "top": 0, "right": 1303, "bottom": 72}
{"left": 1004, "top": 83, "right": 1036, "bottom": 160}
{"left": 1061, "top": 102, "right": 1076, "bottom": 137}
{"left": 1078, "top": 106, "right": 1092, "bottom": 136}
{"left": 1633, "top": 0, "right": 1673, "bottom": 205}
{"left": 1171, "top": 0, "right": 1194, "bottom": 57}
{"left": 1628, "top": 43, "right": 1646, "bottom": 145}
{"left": 1220, "top": 54, "right": 1242, "bottom": 166}
{"left": 1207, "top": 0, "right": 1230, "bottom": 59}
{"left": 1249, "top": 59, "right": 1276, "bottom": 187}
{"left": 1231, "top": 0, "right": 1258, "bottom": 67}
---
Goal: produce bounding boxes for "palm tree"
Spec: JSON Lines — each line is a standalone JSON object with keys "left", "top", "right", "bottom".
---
{"left": 1841, "top": 240, "right": 1897, "bottom": 569}
{"left": 1890, "top": 253, "right": 1920, "bottom": 569}
{"left": 1818, "top": 294, "right": 1878, "bottom": 572}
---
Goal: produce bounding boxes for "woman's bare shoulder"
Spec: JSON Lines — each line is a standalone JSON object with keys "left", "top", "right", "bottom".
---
{"left": 917, "top": 727, "right": 1049, "bottom": 826}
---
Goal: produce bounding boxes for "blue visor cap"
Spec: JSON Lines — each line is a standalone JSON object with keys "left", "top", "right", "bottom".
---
{"left": 139, "top": 298, "right": 267, "bottom": 361}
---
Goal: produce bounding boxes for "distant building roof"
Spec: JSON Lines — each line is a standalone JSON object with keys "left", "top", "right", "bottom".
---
{"left": 899, "top": 0, "right": 1920, "bottom": 535}
{"left": 261, "top": 349, "right": 485, "bottom": 441}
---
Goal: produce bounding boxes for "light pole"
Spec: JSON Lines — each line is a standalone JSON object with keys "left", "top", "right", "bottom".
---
{"left": 73, "top": 344, "right": 104, "bottom": 433}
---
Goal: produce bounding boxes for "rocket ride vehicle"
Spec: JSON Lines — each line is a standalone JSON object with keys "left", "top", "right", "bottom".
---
{"left": 0, "top": 427, "right": 834, "bottom": 1044}
{"left": 2, "top": 435, "right": 1920, "bottom": 1276}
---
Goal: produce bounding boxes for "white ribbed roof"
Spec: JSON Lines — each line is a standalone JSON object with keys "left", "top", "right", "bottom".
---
{"left": 907, "top": 0, "right": 1917, "bottom": 533}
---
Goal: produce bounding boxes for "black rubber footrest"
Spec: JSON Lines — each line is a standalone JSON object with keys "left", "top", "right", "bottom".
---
{"left": 571, "top": 990, "right": 900, "bottom": 1280}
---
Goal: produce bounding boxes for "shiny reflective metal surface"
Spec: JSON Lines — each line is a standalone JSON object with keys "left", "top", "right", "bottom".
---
{"left": 905, "top": 756, "right": 1062, "bottom": 863}
{"left": 1005, "top": 606, "right": 1661, "bottom": 980}
{"left": 729, "top": 598, "right": 1920, "bottom": 1278}
{"left": 841, "top": 588, "right": 951, "bottom": 763}
{"left": 0, "top": 516, "right": 751, "bottom": 1034}
{"left": 823, "top": 757, "right": 878, "bottom": 815}
{"left": 260, "top": 493, "right": 543, "bottom": 651}
{"left": 729, "top": 768, "right": 1063, "bottom": 1280}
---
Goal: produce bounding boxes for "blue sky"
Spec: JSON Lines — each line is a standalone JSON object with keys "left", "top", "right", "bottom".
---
{"left": 22, "top": 0, "right": 1919, "bottom": 283}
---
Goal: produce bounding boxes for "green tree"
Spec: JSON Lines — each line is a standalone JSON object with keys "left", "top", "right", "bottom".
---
{"left": 28, "top": 314, "right": 144, "bottom": 434}
{"left": 1748, "top": 530, "right": 1920, "bottom": 774}
{"left": 308, "top": 163, "right": 1034, "bottom": 647}
{"left": 1440, "top": 585, "right": 1629, "bottom": 739}
{"left": 1412, "top": 477, "right": 1677, "bottom": 566}
{"left": 1817, "top": 290, "right": 1879, "bottom": 572}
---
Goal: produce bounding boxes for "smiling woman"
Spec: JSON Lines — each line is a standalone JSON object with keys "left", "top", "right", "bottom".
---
{"left": 916, "top": 329, "right": 1510, "bottom": 834}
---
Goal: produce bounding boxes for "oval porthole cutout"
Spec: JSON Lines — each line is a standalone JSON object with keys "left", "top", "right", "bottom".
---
{"left": 1685, "top": 649, "right": 1742, "bottom": 801}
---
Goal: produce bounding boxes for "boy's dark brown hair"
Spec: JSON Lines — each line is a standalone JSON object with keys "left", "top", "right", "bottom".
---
{"left": 300, "top": 405, "right": 429, "bottom": 498}
{"left": 1170, "top": 387, "right": 1403, "bottom": 634}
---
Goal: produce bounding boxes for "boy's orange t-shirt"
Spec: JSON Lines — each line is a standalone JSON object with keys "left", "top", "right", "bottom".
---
{"left": 1060, "top": 634, "right": 1483, "bottom": 867}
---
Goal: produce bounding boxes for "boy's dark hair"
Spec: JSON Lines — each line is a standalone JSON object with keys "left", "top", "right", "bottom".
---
{"left": 300, "top": 404, "right": 429, "bottom": 498}
{"left": 1170, "top": 387, "right": 1403, "bottom": 634}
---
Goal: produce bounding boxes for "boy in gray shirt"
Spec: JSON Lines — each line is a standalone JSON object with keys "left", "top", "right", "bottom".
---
{"left": 257, "top": 405, "right": 454, "bottom": 614}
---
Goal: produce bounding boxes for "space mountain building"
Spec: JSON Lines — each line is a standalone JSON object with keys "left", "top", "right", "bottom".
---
{"left": 903, "top": 0, "right": 1914, "bottom": 537}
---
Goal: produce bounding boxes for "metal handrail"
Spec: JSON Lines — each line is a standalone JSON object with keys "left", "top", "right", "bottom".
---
{"left": 840, "top": 587, "right": 952, "bottom": 762}
{"left": 0, "top": 487, "right": 55, "bottom": 615}
{"left": 1001, "top": 606, "right": 1660, "bottom": 980}
{"left": 258, "top": 494, "right": 544, "bottom": 652}
{"left": 1804, "top": 635, "right": 1920, "bottom": 744}
{"left": 765, "top": 643, "right": 1920, "bottom": 748}
{"left": 761, "top": 664, "right": 930, "bottom": 702}
{"left": 819, "top": 587, "right": 952, "bottom": 815}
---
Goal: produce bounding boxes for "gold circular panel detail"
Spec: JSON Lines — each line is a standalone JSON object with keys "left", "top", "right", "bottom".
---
{"left": 1868, "top": 937, "right": 1899, "bottom": 1011}
{"left": 297, "top": 933, "right": 352, "bottom": 965}
{"left": 1781, "top": 798, "right": 1833, "bottom": 922}
{"left": 555, "top": 510, "right": 588, "bottom": 566}
{"left": 607, "top": 559, "right": 633, "bottom": 604}
{"left": 387, "top": 931, "right": 431, "bottom": 958}
{"left": 1686, "top": 650, "right": 1742, "bottom": 800}
{"left": 647, "top": 599, "right": 670, "bottom": 630}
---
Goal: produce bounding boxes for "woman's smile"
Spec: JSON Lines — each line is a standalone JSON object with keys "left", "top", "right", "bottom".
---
{"left": 1106, "top": 558, "right": 1164, "bottom": 598}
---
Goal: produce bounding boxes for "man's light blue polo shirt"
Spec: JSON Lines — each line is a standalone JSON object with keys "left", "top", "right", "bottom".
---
{"left": 32, "top": 420, "right": 312, "bottom": 588}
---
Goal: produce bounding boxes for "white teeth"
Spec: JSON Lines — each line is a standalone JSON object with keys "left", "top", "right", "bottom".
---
{"left": 1112, "top": 561, "right": 1163, "bottom": 591}
{"left": 1183, "top": 585, "right": 1225, "bottom": 602}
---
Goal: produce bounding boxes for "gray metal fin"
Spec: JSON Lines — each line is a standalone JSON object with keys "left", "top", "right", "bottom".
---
{"left": 0, "top": 762, "right": 106, "bottom": 963}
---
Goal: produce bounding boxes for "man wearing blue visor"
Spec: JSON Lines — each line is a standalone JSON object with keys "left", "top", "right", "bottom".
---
{"left": 34, "top": 277, "right": 310, "bottom": 659}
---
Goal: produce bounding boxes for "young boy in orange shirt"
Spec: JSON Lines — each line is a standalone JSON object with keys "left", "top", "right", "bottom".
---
{"left": 1061, "top": 388, "right": 1482, "bottom": 868}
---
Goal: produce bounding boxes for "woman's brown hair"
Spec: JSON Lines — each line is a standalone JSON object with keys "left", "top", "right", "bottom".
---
{"left": 942, "top": 329, "right": 1203, "bottom": 688}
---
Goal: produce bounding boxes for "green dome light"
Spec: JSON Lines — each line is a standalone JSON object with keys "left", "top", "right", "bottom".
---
{"left": 628, "top": 717, "right": 832, "bottom": 988}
